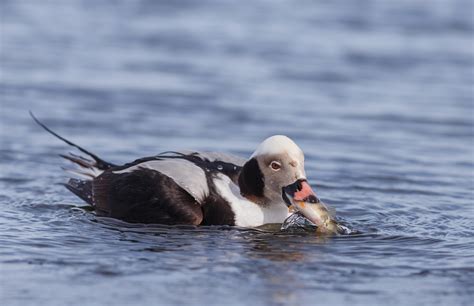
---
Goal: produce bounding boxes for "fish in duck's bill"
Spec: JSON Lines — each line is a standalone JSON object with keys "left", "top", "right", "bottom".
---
{"left": 282, "top": 179, "right": 345, "bottom": 235}
{"left": 31, "top": 111, "right": 343, "bottom": 231}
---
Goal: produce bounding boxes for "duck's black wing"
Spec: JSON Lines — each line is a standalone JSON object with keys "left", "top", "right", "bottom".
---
{"left": 92, "top": 166, "right": 204, "bottom": 224}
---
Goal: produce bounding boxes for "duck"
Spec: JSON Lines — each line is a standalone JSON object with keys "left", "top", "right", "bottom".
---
{"left": 31, "top": 112, "right": 321, "bottom": 227}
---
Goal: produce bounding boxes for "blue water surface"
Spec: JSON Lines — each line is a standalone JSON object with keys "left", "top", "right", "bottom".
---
{"left": 1, "top": 1, "right": 473, "bottom": 305}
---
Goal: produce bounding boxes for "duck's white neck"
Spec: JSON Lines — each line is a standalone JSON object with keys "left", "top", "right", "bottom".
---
{"left": 213, "top": 174, "right": 290, "bottom": 227}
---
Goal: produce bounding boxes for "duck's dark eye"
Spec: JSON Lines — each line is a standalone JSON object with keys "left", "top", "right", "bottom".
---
{"left": 270, "top": 161, "right": 281, "bottom": 171}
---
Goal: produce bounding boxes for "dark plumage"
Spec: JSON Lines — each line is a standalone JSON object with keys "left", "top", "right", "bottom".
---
{"left": 238, "top": 158, "right": 264, "bottom": 198}
{"left": 93, "top": 169, "right": 204, "bottom": 225}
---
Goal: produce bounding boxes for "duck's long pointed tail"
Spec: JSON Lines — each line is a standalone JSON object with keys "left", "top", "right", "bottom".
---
{"left": 30, "top": 111, "right": 117, "bottom": 204}
{"left": 30, "top": 111, "right": 116, "bottom": 171}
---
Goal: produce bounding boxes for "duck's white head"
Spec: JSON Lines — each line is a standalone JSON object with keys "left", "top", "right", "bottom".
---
{"left": 238, "top": 135, "right": 320, "bottom": 209}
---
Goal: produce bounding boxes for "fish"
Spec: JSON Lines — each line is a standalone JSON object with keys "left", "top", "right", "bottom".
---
{"left": 282, "top": 179, "right": 346, "bottom": 235}
{"left": 280, "top": 211, "right": 317, "bottom": 231}
{"left": 281, "top": 179, "right": 347, "bottom": 235}
{"left": 281, "top": 207, "right": 353, "bottom": 235}
{"left": 287, "top": 200, "right": 342, "bottom": 234}
{"left": 282, "top": 179, "right": 354, "bottom": 235}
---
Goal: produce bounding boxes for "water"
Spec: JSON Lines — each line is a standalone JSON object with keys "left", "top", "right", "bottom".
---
{"left": 1, "top": 0, "right": 473, "bottom": 305}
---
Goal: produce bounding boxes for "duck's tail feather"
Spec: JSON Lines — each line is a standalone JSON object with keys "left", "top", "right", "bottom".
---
{"left": 60, "top": 153, "right": 105, "bottom": 179}
{"left": 30, "top": 111, "right": 117, "bottom": 206}
{"left": 64, "top": 179, "right": 94, "bottom": 205}
{"left": 29, "top": 111, "right": 117, "bottom": 176}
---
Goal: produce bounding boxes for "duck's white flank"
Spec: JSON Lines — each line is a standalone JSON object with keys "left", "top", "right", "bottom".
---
{"left": 213, "top": 173, "right": 290, "bottom": 227}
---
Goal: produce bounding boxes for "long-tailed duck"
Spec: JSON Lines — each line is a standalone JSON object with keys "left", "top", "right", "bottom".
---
{"left": 32, "top": 113, "right": 321, "bottom": 227}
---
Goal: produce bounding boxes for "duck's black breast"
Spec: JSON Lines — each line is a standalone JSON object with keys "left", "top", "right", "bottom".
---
{"left": 90, "top": 151, "right": 245, "bottom": 225}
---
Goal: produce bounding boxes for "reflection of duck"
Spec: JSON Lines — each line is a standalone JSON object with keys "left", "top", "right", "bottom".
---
{"left": 32, "top": 113, "right": 321, "bottom": 227}
{"left": 247, "top": 234, "right": 306, "bottom": 262}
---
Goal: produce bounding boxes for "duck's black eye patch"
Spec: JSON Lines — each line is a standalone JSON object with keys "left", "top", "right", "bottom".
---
{"left": 238, "top": 158, "right": 264, "bottom": 198}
